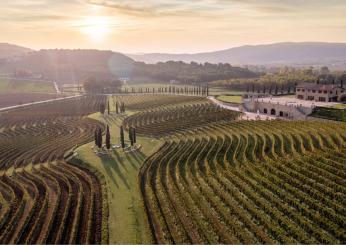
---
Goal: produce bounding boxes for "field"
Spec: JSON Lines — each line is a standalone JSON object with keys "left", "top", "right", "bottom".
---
{"left": 0, "top": 77, "right": 55, "bottom": 93}
{"left": 0, "top": 93, "right": 345, "bottom": 244}
{"left": 311, "top": 106, "right": 346, "bottom": 122}
{"left": 0, "top": 95, "right": 108, "bottom": 243}
{"left": 0, "top": 93, "right": 63, "bottom": 109}
{"left": 216, "top": 95, "right": 243, "bottom": 104}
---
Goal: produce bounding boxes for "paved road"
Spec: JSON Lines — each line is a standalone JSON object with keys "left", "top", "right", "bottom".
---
{"left": 54, "top": 82, "right": 61, "bottom": 93}
{"left": 208, "top": 96, "right": 276, "bottom": 120}
{"left": 0, "top": 95, "right": 82, "bottom": 112}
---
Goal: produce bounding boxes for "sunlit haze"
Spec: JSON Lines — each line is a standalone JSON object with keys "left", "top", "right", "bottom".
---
{"left": 1, "top": 0, "right": 346, "bottom": 53}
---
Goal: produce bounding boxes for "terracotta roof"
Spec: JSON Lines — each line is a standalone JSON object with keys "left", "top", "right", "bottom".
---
{"left": 296, "top": 82, "right": 339, "bottom": 90}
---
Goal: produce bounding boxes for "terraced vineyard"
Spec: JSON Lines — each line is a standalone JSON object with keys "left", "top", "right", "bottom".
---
{"left": 0, "top": 95, "right": 108, "bottom": 243}
{"left": 113, "top": 94, "right": 207, "bottom": 110}
{"left": 128, "top": 98, "right": 346, "bottom": 244}
{"left": 123, "top": 101, "right": 240, "bottom": 137}
{"left": 1, "top": 92, "right": 345, "bottom": 244}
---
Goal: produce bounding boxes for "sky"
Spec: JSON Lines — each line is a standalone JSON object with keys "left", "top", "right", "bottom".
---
{"left": 1, "top": 0, "right": 346, "bottom": 53}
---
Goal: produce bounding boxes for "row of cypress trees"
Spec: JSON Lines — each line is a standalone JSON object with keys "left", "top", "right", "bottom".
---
{"left": 115, "top": 101, "right": 126, "bottom": 114}
{"left": 100, "top": 100, "right": 125, "bottom": 115}
{"left": 119, "top": 85, "right": 209, "bottom": 96}
{"left": 95, "top": 125, "right": 136, "bottom": 150}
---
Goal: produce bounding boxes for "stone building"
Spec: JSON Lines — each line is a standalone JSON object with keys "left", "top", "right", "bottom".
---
{"left": 295, "top": 82, "right": 344, "bottom": 102}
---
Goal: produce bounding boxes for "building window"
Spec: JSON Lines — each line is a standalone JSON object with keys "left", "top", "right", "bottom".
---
{"left": 308, "top": 96, "right": 314, "bottom": 100}
{"left": 323, "top": 90, "right": 327, "bottom": 94}
{"left": 330, "top": 91, "right": 333, "bottom": 94}
{"left": 302, "top": 89, "right": 305, "bottom": 92}
{"left": 319, "top": 97, "right": 326, "bottom": 102}
{"left": 297, "top": 89, "right": 301, "bottom": 92}
{"left": 312, "top": 90, "right": 316, "bottom": 93}
{"left": 297, "top": 95, "right": 304, "bottom": 99}
{"left": 318, "top": 90, "right": 322, "bottom": 93}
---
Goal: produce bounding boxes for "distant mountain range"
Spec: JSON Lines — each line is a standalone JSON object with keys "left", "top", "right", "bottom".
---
{"left": 1, "top": 42, "right": 346, "bottom": 85}
{"left": 128, "top": 42, "right": 346, "bottom": 68}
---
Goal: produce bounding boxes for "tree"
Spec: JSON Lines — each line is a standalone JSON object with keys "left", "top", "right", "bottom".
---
{"left": 121, "top": 102, "right": 125, "bottom": 113}
{"left": 94, "top": 129, "right": 98, "bottom": 146}
{"left": 133, "top": 128, "right": 136, "bottom": 144}
{"left": 97, "top": 127, "right": 102, "bottom": 148}
{"left": 84, "top": 77, "right": 122, "bottom": 94}
{"left": 116, "top": 101, "right": 119, "bottom": 114}
{"left": 107, "top": 100, "right": 110, "bottom": 115}
{"left": 129, "top": 127, "right": 134, "bottom": 146}
{"left": 105, "top": 125, "right": 111, "bottom": 149}
{"left": 100, "top": 103, "right": 106, "bottom": 114}
{"left": 120, "top": 126, "right": 125, "bottom": 148}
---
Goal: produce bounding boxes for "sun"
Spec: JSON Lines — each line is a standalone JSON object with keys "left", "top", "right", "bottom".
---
{"left": 80, "top": 16, "right": 112, "bottom": 42}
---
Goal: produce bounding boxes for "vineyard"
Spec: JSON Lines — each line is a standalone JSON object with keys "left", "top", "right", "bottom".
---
{"left": 139, "top": 119, "right": 346, "bottom": 243}
{"left": 117, "top": 95, "right": 346, "bottom": 244}
{"left": 0, "top": 92, "right": 345, "bottom": 244}
{"left": 0, "top": 95, "right": 108, "bottom": 243}
{"left": 0, "top": 93, "right": 62, "bottom": 109}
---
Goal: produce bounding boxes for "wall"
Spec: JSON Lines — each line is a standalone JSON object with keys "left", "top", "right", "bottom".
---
{"left": 243, "top": 100, "right": 313, "bottom": 120}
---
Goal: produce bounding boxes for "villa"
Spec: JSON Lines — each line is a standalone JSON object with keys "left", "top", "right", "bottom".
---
{"left": 296, "top": 82, "right": 344, "bottom": 102}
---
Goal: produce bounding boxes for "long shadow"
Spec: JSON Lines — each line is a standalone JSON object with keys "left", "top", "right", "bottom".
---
{"left": 137, "top": 150, "right": 147, "bottom": 159}
{"left": 107, "top": 151, "right": 131, "bottom": 189}
{"left": 125, "top": 152, "right": 141, "bottom": 171}
{"left": 113, "top": 150, "right": 128, "bottom": 173}
{"left": 100, "top": 155, "right": 119, "bottom": 188}
{"left": 131, "top": 152, "right": 145, "bottom": 168}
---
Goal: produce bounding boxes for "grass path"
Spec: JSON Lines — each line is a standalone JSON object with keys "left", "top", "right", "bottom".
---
{"left": 75, "top": 98, "right": 162, "bottom": 244}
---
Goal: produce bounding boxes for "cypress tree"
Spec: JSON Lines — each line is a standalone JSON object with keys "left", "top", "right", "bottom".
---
{"left": 106, "top": 125, "right": 111, "bottom": 149}
{"left": 94, "top": 129, "right": 98, "bottom": 146}
{"left": 100, "top": 103, "right": 106, "bottom": 114}
{"left": 107, "top": 100, "right": 110, "bottom": 115}
{"left": 116, "top": 101, "right": 119, "bottom": 114}
{"left": 120, "top": 126, "right": 125, "bottom": 148}
{"left": 129, "top": 127, "right": 134, "bottom": 146}
{"left": 133, "top": 128, "right": 136, "bottom": 143}
{"left": 98, "top": 127, "right": 102, "bottom": 148}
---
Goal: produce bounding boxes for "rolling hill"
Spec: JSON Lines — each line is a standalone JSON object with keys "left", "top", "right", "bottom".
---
{"left": 0, "top": 48, "right": 135, "bottom": 84}
{"left": 0, "top": 43, "right": 32, "bottom": 59}
{"left": 128, "top": 42, "right": 346, "bottom": 67}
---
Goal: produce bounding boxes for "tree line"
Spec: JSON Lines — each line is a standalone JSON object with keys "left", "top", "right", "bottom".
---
{"left": 84, "top": 77, "right": 122, "bottom": 94}
{"left": 121, "top": 85, "right": 209, "bottom": 96}
{"left": 99, "top": 100, "right": 125, "bottom": 114}
{"left": 132, "top": 61, "right": 259, "bottom": 83}
{"left": 214, "top": 70, "right": 346, "bottom": 92}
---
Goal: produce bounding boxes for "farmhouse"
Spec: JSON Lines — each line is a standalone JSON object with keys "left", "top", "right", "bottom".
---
{"left": 295, "top": 82, "right": 344, "bottom": 102}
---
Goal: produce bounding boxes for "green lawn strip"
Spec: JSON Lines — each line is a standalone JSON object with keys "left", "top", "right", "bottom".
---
{"left": 216, "top": 95, "right": 243, "bottom": 104}
{"left": 328, "top": 103, "right": 346, "bottom": 109}
{"left": 209, "top": 87, "right": 245, "bottom": 96}
{"left": 75, "top": 100, "right": 162, "bottom": 244}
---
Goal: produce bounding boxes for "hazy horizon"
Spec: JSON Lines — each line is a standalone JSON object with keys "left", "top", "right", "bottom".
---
{"left": 1, "top": 1, "right": 346, "bottom": 54}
